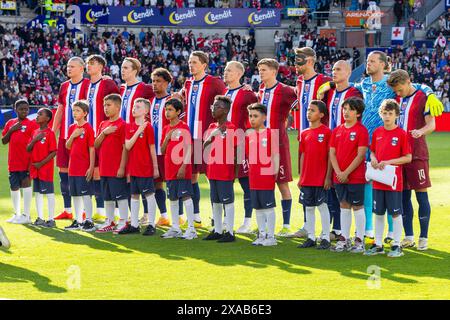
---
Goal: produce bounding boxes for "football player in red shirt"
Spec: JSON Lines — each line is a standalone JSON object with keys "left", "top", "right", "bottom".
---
{"left": 223, "top": 61, "right": 258, "bottom": 234}
{"left": 367, "top": 100, "right": 411, "bottom": 257}
{"left": 94, "top": 94, "right": 129, "bottom": 234}
{"left": 203, "top": 96, "right": 238, "bottom": 243}
{"left": 85, "top": 54, "right": 120, "bottom": 221}
{"left": 65, "top": 101, "right": 95, "bottom": 232}
{"left": 160, "top": 99, "right": 196, "bottom": 240}
{"left": 52, "top": 57, "right": 90, "bottom": 220}
{"left": 298, "top": 101, "right": 332, "bottom": 250}
{"left": 387, "top": 70, "right": 436, "bottom": 251}
{"left": 2, "top": 100, "right": 38, "bottom": 224}
{"left": 329, "top": 98, "right": 369, "bottom": 253}
{"left": 27, "top": 108, "right": 57, "bottom": 227}
{"left": 246, "top": 103, "right": 280, "bottom": 247}
{"left": 257, "top": 58, "right": 296, "bottom": 237}
{"left": 124, "top": 98, "right": 159, "bottom": 236}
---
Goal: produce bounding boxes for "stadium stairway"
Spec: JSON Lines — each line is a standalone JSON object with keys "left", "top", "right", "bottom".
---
{"left": 1, "top": 6, "right": 37, "bottom": 25}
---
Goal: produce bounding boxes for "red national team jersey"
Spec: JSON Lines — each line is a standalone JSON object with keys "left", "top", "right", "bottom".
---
{"left": 223, "top": 85, "right": 258, "bottom": 130}
{"left": 299, "top": 124, "right": 331, "bottom": 187}
{"left": 161, "top": 121, "right": 192, "bottom": 181}
{"left": 58, "top": 79, "right": 90, "bottom": 139}
{"left": 120, "top": 82, "right": 154, "bottom": 124}
{"left": 258, "top": 82, "right": 297, "bottom": 147}
{"left": 149, "top": 95, "right": 171, "bottom": 156}
{"left": 246, "top": 128, "right": 277, "bottom": 190}
{"left": 330, "top": 122, "right": 369, "bottom": 184}
{"left": 87, "top": 79, "right": 120, "bottom": 136}
{"left": 205, "top": 121, "right": 237, "bottom": 181}
{"left": 396, "top": 90, "right": 429, "bottom": 160}
{"left": 326, "top": 86, "right": 362, "bottom": 130}
{"left": 126, "top": 122, "right": 155, "bottom": 177}
{"left": 29, "top": 127, "right": 57, "bottom": 182}
{"left": 67, "top": 122, "right": 95, "bottom": 177}
{"left": 97, "top": 118, "right": 126, "bottom": 177}
{"left": 2, "top": 118, "right": 38, "bottom": 172}
{"left": 371, "top": 126, "right": 411, "bottom": 191}
{"left": 182, "top": 75, "right": 226, "bottom": 140}
{"left": 295, "top": 73, "right": 331, "bottom": 131}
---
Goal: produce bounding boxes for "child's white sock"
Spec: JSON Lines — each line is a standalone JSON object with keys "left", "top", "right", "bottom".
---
{"left": 35, "top": 192, "right": 44, "bottom": 219}
{"left": 104, "top": 201, "right": 115, "bottom": 223}
{"left": 11, "top": 189, "right": 21, "bottom": 215}
{"left": 318, "top": 203, "right": 331, "bottom": 242}
{"left": 224, "top": 203, "right": 235, "bottom": 235}
{"left": 392, "top": 215, "right": 403, "bottom": 247}
{"left": 130, "top": 198, "right": 140, "bottom": 228}
{"left": 146, "top": 193, "right": 157, "bottom": 227}
{"left": 170, "top": 200, "right": 180, "bottom": 230}
{"left": 73, "top": 196, "right": 84, "bottom": 223}
{"left": 117, "top": 199, "right": 129, "bottom": 224}
{"left": 305, "top": 206, "right": 316, "bottom": 241}
{"left": 194, "top": 213, "right": 201, "bottom": 222}
{"left": 184, "top": 198, "right": 195, "bottom": 229}
{"left": 212, "top": 203, "right": 223, "bottom": 234}
{"left": 265, "top": 208, "right": 276, "bottom": 238}
{"left": 354, "top": 208, "right": 366, "bottom": 240}
{"left": 47, "top": 193, "right": 55, "bottom": 221}
{"left": 375, "top": 214, "right": 385, "bottom": 246}
{"left": 23, "top": 187, "right": 32, "bottom": 218}
{"left": 83, "top": 196, "right": 92, "bottom": 221}
{"left": 340, "top": 208, "right": 352, "bottom": 240}
{"left": 255, "top": 209, "right": 267, "bottom": 236}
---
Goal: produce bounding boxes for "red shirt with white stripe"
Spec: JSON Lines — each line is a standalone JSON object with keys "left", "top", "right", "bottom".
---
{"left": 58, "top": 79, "right": 90, "bottom": 139}
{"left": 149, "top": 95, "right": 171, "bottom": 156}
{"left": 223, "top": 85, "right": 258, "bottom": 130}
{"left": 120, "top": 82, "right": 154, "bottom": 124}
{"left": 326, "top": 86, "right": 362, "bottom": 130}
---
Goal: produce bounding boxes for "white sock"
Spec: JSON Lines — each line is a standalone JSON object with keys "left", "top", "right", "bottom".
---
{"left": 405, "top": 235, "right": 414, "bottom": 241}
{"left": 305, "top": 206, "right": 316, "bottom": 241}
{"left": 265, "top": 208, "right": 276, "bottom": 238}
{"left": 65, "top": 207, "right": 72, "bottom": 213}
{"left": 73, "top": 196, "right": 84, "bottom": 223}
{"left": 97, "top": 207, "right": 105, "bottom": 216}
{"left": 104, "top": 201, "right": 115, "bottom": 223}
{"left": 83, "top": 196, "right": 92, "bottom": 221}
{"left": 387, "top": 231, "right": 394, "bottom": 239}
{"left": 392, "top": 215, "right": 403, "bottom": 247}
{"left": 47, "top": 193, "right": 55, "bottom": 220}
{"left": 11, "top": 189, "right": 21, "bottom": 215}
{"left": 340, "top": 208, "right": 352, "bottom": 240}
{"left": 318, "top": 203, "right": 331, "bottom": 242}
{"left": 194, "top": 213, "right": 201, "bottom": 222}
{"left": 35, "top": 192, "right": 44, "bottom": 219}
{"left": 117, "top": 199, "right": 129, "bottom": 224}
{"left": 146, "top": 193, "right": 157, "bottom": 227}
{"left": 255, "top": 209, "right": 267, "bottom": 236}
{"left": 130, "top": 198, "right": 140, "bottom": 228}
{"left": 224, "top": 203, "right": 235, "bottom": 235}
{"left": 160, "top": 212, "right": 168, "bottom": 219}
{"left": 212, "top": 202, "right": 223, "bottom": 234}
{"left": 243, "top": 217, "right": 251, "bottom": 227}
{"left": 170, "top": 200, "right": 180, "bottom": 230}
{"left": 114, "top": 207, "right": 120, "bottom": 218}
{"left": 184, "top": 198, "right": 195, "bottom": 229}
{"left": 375, "top": 214, "right": 385, "bottom": 246}
{"left": 22, "top": 187, "right": 32, "bottom": 218}
{"left": 353, "top": 208, "right": 365, "bottom": 241}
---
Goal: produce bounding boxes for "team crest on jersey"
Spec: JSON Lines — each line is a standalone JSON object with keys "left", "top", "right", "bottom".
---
{"left": 127, "top": 88, "right": 132, "bottom": 94}
{"left": 174, "top": 130, "right": 181, "bottom": 140}
{"left": 193, "top": 84, "right": 199, "bottom": 92}
{"left": 154, "top": 103, "right": 160, "bottom": 111}
{"left": 350, "top": 132, "right": 356, "bottom": 141}
{"left": 333, "top": 97, "right": 340, "bottom": 105}
{"left": 21, "top": 125, "right": 27, "bottom": 132}
{"left": 139, "top": 132, "right": 144, "bottom": 138}
{"left": 80, "top": 132, "right": 85, "bottom": 139}
{"left": 40, "top": 137, "right": 46, "bottom": 144}
{"left": 261, "top": 137, "right": 268, "bottom": 147}
{"left": 264, "top": 92, "right": 270, "bottom": 100}
{"left": 70, "top": 88, "right": 76, "bottom": 95}
{"left": 391, "top": 137, "right": 399, "bottom": 146}
{"left": 318, "top": 134, "right": 324, "bottom": 143}
{"left": 304, "top": 83, "right": 310, "bottom": 92}
{"left": 90, "top": 87, "right": 95, "bottom": 94}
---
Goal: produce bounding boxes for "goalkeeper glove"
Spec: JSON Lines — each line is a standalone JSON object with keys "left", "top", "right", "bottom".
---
{"left": 425, "top": 93, "right": 444, "bottom": 117}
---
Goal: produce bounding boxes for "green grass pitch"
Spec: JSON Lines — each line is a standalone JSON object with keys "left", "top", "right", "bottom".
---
{"left": 0, "top": 132, "right": 449, "bottom": 300}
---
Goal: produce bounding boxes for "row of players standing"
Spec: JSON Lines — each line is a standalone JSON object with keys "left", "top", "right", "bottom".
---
{"left": 48, "top": 47, "right": 441, "bottom": 246}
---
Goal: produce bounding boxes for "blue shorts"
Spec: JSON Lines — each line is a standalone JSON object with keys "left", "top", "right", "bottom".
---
{"left": 33, "top": 178, "right": 54, "bottom": 194}
{"left": 166, "top": 179, "right": 193, "bottom": 201}
{"left": 250, "top": 189, "right": 276, "bottom": 210}
{"left": 69, "top": 176, "right": 94, "bottom": 196}
{"left": 100, "top": 177, "right": 129, "bottom": 201}
{"left": 300, "top": 186, "right": 327, "bottom": 207}
{"left": 373, "top": 189, "right": 403, "bottom": 216}
{"left": 130, "top": 176, "right": 155, "bottom": 196}
{"left": 9, "top": 171, "right": 30, "bottom": 190}
{"left": 209, "top": 179, "right": 234, "bottom": 204}
{"left": 335, "top": 183, "right": 365, "bottom": 207}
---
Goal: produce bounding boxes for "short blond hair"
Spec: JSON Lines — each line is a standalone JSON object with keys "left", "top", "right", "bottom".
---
{"left": 123, "top": 57, "right": 142, "bottom": 74}
{"left": 387, "top": 69, "right": 410, "bottom": 87}
{"left": 226, "top": 61, "right": 245, "bottom": 74}
{"left": 257, "top": 58, "right": 279, "bottom": 71}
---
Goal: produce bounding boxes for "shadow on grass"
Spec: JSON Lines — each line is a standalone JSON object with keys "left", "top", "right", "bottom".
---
{"left": 0, "top": 262, "right": 67, "bottom": 294}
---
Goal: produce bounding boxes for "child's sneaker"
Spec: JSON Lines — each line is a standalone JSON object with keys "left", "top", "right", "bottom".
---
{"left": 0, "top": 226, "right": 11, "bottom": 249}
{"left": 317, "top": 239, "right": 331, "bottom": 250}
{"left": 14, "top": 214, "right": 31, "bottom": 224}
{"left": 384, "top": 236, "right": 394, "bottom": 244}
{"left": 65, "top": 220, "right": 81, "bottom": 231}
{"left": 331, "top": 236, "right": 350, "bottom": 252}
{"left": 82, "top": 220, "right": 96, "bottom": 232}
{"left": 388, "top": 245, "right": 404, "bottom": 258}
{"left": 113, "top": 222, "right": 129, "bottom": 234}
{"left": 43, "top": 220, "right": 56, "bottom": 228}
{"left": 276, "top": 227, "right": 294, "bottom": 237}
{"left": 293, "top": 227, "right": 308, "bottom": 239}
{"left": 6, "top": 214, "right": 18, "bottom": 223}
{"left": 95, "top": 221, "right": 117, "bottom": 233}
{"left": 54, "top": 210, "right": 73, "bottom": 220}
{"left": 329, "top": 230, "right": 340, "bottom": 241}
{"left": 156, "top": 216, "right": 171, "bottom": 227}
{"left": 32, "top": 217, "right": 46, "bottom": 227}
{"left": 417, "top": 238, "right": 428, "bottom": 251}
{"left": 203, "top": 231, "right": 223, "bottom": 241}
{"left": 364, "top": 244, "right": 385, "bottom": 256}
{"left": 118, "top": 224, "right": 140, "bottom": 235}
{"left": 142, "top": 224, "right": 156, "bottom": 236}
{"left": 236, "top": 224, "right": 252, "bottom": 234}
{"left": 161, "top": 228, "right": 183, "bottom": 239}
{"left": 217, "top": 232, "right": 235, "bottom": 243}
{"left": 400, "top": 238, "right": 415, "bottom": 248}
{"left": 262, "top": 236, "right": 278, "bottom": 246}
{"left": 349, "top": 237, "right": 365, "bottom": 253}
{"left": 298, "top": 238, "right": 316, "bottom": 248}
{"left": 139, "top": 214, "right": 149, "bottom": 226}
{"left": 181, "top": 228, "right": 198, "bottom": 240}
{"left": 252, "top": 233, "right": 266, "bottom": 246}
